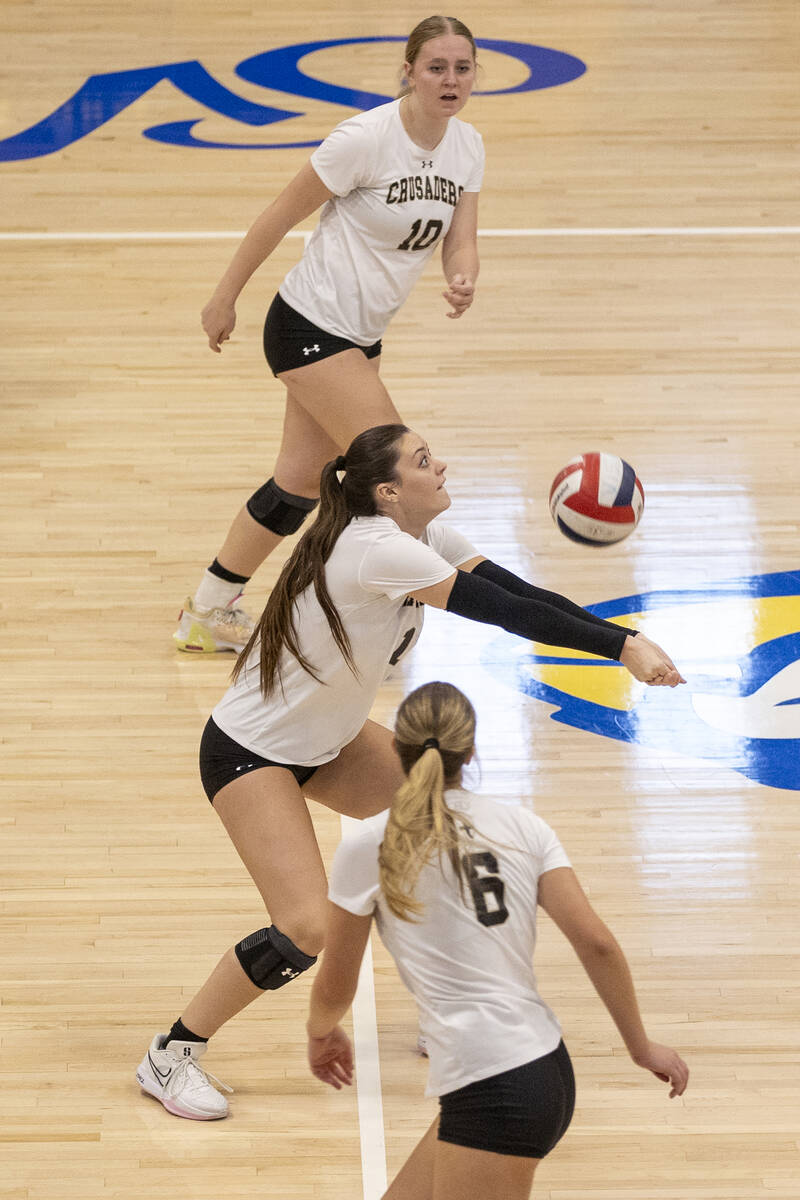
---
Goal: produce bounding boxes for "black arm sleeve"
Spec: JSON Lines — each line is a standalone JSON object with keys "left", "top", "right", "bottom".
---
{"left": 446, "top": 566, "right": 630, "bottom": 660}
{"left": 472, "top": 558, "right": 637, "bottom": 639}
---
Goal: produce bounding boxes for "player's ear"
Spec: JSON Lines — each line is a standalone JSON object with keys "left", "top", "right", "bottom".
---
{"left": 375, "top": 480, "right": 399, "bottom": 505}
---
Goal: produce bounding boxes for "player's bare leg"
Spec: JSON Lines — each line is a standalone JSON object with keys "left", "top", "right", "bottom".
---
{"left": 137, "top": 767, "right": 327, "bottom": 1118}
{"left": 213, "top": 350, "right": 395, "bottom": 580}
{"left": 178, "top": 352, "right": 397, "bottom": 651}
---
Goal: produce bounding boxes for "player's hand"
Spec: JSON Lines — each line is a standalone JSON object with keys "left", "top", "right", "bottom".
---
{"left": 632, "top": 1040, "right": 689, "bottom": 1098}
{"left": 201, "top": 296, "right": 237, "bottom": 352}
{"left": 307, "top": 1025, "right": 354, "bottom": 1090}
{"left": 619, "top": 633, "right": 686, "bottom": 687}
{"left": 443, "top": 274, "right": 475, "bottom": 319}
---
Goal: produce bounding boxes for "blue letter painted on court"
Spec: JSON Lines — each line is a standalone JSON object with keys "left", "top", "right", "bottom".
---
{"left": 0, "top": 37, "right": 586, "bottom": 161}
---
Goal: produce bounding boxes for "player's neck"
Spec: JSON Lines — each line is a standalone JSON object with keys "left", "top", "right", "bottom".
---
{"left": 399, "top": 95, "right": 447, "bottom": 152}
{"left": 377, "top": 508, "right": 428, "bottom": 540}
{"left": 396, "top": 515, "right": 429, "bottom": 539}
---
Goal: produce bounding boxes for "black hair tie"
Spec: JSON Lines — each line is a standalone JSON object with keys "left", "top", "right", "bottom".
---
{"left": 334, "top": 455, "right": 347, "bottom": 471}
{"left": 422, "top": 737, "right": 439, "bottom": 751}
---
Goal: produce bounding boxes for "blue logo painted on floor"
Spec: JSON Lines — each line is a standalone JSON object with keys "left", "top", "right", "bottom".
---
{"left": 481, "top": 570, "right": 800, "bottom": 791}
{"left": 0, "top": 37, "right": 586, "bottom": 161}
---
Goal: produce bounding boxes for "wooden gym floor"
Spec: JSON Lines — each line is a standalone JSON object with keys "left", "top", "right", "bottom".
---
{"left": 1, "top": 2, "right": 799, "bottom": 1198}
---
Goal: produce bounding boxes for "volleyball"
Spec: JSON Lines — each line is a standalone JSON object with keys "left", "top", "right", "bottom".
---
{"left": 549, "top": 453, "right": 644, "bottom": 545}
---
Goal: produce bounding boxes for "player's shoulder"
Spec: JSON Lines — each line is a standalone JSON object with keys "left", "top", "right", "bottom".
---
{"left": 330, "top": 516, "right": 405, "bottom": 582}
{"left": 347, "top": 515, "right": 415, "bottom": 549}
{"left": 361, "top": 808, "right": 391, "bottom": 839}
{"left": 336, "top": 809, "right": 389, "bottom": 861}
{"left": 449, "top": 114, "right": 484, "bottom": 149}
{"left": 421, "top": 517, "right": 458, "bottom": 550}
{"left": 463, "top": 792, "right": 559, "bottom": 845}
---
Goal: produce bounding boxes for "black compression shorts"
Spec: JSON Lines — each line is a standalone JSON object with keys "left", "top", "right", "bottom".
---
{"left": 437, "top": 1041, "right": 575, "bottom": 1159}
{"left": 199, "top": 716, "right": 319, "bottom": 803}
{"left": 263, "top": 292, "right": 382, "bottom": 376}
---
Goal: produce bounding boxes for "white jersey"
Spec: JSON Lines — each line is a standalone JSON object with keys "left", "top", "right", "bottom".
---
{"left": 212, "top": 517, "right": 477, "bottom": 765}
{"left": 279, "top": 99, "right": 485, "bottom": 344}
{"left": 329, "top": 791, "right": 571, "bottom": 1097}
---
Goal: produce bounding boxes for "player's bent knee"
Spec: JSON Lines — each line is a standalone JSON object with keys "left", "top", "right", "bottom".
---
{"left": 246, "top": 478, "right": 319, "bottom": 536}
{"left": 234, "top": 924, "right": 318, "bottom": 990}
{"left": 280, "top": 916, "right": 326, "bottom": 958}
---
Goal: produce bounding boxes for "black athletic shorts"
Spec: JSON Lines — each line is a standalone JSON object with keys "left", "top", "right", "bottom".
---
{"left": 437, "top": 1041, "right": 575, "bottom": 1159}
{"left": 263, "top": 291, "right": 382, "bottom": 376}
{"left": 199, "top": 716, "right": 319, "bottom": 803}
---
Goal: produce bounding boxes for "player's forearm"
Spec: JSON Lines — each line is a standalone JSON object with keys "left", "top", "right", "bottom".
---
{"left": 307, "top": 972, "right": 355, "bottom": 1038}
{"left": 442, "top": 241, "right": 479, "bottom": 284}
{"left": 575, "top": 935, "right": 650, "bottom": 1062}
{"left": 472, "top": 559, "right": 634, "bottom": 640}
{"left": 446, "top": 568, "right": 629, "bottom": 659}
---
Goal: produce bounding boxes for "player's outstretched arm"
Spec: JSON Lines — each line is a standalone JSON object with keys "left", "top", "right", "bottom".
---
{"left": 470, "top": 558, "right": 636, "bottom": 635}
{"left": 411, "top": 567, "right": 684, "bottom": 686}
{"left": 538, "top": 867, "right": 689, "bottom": 1099}
{"left": 411, "top": 563, "right": 684, "bottom": 687}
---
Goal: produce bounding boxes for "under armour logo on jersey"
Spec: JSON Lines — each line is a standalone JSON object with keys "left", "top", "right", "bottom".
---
{"left": 303, "top": 344, "right": 320, "bottom": 356}
{"left": 281, "top": 966, "right": 299, "bottom": 978}
{"left": 421, "top": 159, "right": 433, "bottom": 168}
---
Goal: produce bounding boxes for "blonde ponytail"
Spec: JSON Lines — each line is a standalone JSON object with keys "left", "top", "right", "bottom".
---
{"left": 379, "top": 682, "right": 476, "bottom": 921}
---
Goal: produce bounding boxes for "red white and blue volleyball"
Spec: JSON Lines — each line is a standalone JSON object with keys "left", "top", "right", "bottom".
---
{"left": 549, "top": 453, "right": 644, "bottom": 545}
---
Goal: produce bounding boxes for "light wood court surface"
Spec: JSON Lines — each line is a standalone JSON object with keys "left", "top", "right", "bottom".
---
{"left": 2, "top": 2, "right": 799, "bottom": 1198}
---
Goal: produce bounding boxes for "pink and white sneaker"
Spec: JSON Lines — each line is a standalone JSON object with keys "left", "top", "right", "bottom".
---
{"left": 136, "top": 1034, "right": 232, "bottom": 1120}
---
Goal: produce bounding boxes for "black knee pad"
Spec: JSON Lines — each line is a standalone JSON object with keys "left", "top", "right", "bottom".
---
{"left": 234, "top": 925, "right": 317, "bottom": 990}
{"left": 246, "top": 478, "right": 319, "bottom": 536}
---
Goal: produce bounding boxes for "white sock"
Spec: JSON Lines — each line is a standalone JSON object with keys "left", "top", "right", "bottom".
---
{"left": 193, "top": 570, "right": 245, "bottom": 612}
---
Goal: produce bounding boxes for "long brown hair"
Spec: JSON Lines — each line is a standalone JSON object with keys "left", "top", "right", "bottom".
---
{"left": 232, "top": 424, "right": 410, "bottom": 697}
{"left": 379, "top": 681, "right": 476, "bottom": 922}
{"left": 397, "top": 15, "right": 477, "bottom": 98}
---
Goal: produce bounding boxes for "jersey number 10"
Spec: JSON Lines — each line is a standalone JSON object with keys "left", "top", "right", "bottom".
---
{"left": 397, "top": 219, "right": 444, "bottom": 251}
{"left": 462, "top": 851, "right": 509, "bottom": 927}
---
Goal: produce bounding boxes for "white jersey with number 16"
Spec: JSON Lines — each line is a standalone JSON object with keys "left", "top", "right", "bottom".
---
{"left": 329, "top": 790, "right": 571, "bottom": 1097}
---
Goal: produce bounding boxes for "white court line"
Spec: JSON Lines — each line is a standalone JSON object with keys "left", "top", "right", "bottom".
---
{"left": 340, "top": 814, "right": 388, "bottom": 1200}
{"left": 322, "top": 199, "right": 385, "bottom": 1195}
{"left": 1, "top": 225, "right": 799, "bottom": 241}
{"left": 481, "top": 226, "right": 800, "bottom": 237}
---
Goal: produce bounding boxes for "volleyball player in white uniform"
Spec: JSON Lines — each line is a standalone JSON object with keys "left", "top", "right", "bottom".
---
{"left": 307, "top": 681, "right": 689, "bottom": 1200}
{"left": 137, "top": 424, "right": 684, "bottom": 1122}
{"left": 175, "top": 15, "right": 486, "bottom": 654}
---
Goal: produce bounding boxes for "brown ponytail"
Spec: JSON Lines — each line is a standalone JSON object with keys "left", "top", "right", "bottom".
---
{"left": 231, "top": 424, "right": 410, "bottom": 697}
